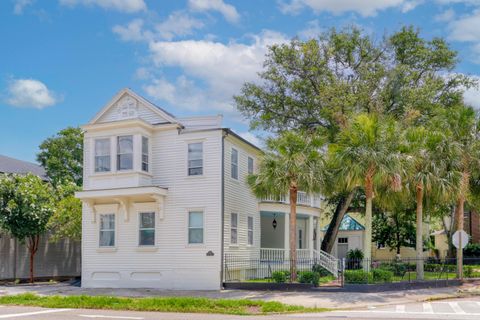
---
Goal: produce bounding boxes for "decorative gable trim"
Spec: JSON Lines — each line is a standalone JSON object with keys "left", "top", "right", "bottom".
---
{"left": 89, "top": 88, "right": 178, "bottom": 125}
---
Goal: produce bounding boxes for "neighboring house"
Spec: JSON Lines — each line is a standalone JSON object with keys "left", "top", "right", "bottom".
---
{"left": 0, "top": 155, "right": 81, "bottom": 281}
{"left": 75, "top": 88, "right": 333, "bottom": 290}
{"left": 320, "top": 213, "right": 430, "bottom": 261}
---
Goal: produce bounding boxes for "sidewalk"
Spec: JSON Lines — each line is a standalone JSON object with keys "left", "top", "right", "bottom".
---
{"left": 0, "top": 281, "right": 478, "bottom": 310}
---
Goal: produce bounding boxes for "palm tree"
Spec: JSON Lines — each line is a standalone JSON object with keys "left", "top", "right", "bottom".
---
{"left": 437, "top": 105, "right": 480, "bottom": 278}
{"left": 405, "top": 127, "right": 459, "bottom": 280}
{"left": 248, "top": 131, "right": 324, "bottom": 281}
{"left": 330, "top": 113, "right": 404, "bottom": 265}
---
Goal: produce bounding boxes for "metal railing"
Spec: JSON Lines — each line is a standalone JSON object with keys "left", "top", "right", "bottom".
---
{"left": 260, "top": 192, "right": 322, "bottom": 208}
{"left": 341, "top": 257, "right": 480, "bottom": 284}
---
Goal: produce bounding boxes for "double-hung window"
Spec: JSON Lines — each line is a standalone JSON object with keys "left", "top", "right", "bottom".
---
{"left": 188, "top": 142, "right": 203, "bottom": 176}
{"left": 99, "top": 214, "right": 115, "bottom": 247}
{"left": 247, "top": 216, "right": 253, "bottom": 245}
{"left": 247, "top": 157, "right": 254, "bottom": 175}
{"left": 94, "top": 139, "right": 110, "bottom": 172}
{"left": 142, "top": 136, "right": 149, "bottom": 172}
{"left": 188, "top": 211, "right": 204, "bottom": 244}
{"left": 139, "top": 212, "right": 155, "bottom": 246}
{"left": 230, "top": 213, "right": 238, "bottom": 244}
{"left": 231, "top": 148, "right": 238, "bottom": 180}
{"left": 117, "top": 135, "right": 133, "bottom": 170}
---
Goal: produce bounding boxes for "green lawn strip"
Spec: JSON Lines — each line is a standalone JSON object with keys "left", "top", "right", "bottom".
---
{"left": 0, "top": 293, "right": 328, "bottom": 315}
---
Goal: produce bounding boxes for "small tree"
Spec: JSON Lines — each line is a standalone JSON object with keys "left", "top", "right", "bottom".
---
{"left": 48, "top": 182, "right": 82, "bottom": 242}
{"left": 37, "top": 127, "right": 84, "bottom": 187}
{"left": 0, "top": 174, "right": 55, "bottom": 283}
{"left": 248, "top": 131, "right": 324, "bottom": 281}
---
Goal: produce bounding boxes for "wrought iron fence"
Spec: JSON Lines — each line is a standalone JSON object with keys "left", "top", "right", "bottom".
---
{"left": 341, "top": 257, "right": 480, "bottom": 284}
{"left": 223, "top": 254, "right": 340, "bottom": 284}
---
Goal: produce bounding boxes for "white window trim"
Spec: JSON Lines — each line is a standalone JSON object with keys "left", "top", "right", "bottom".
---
{"left": 187, "top": 141, "right": 204, "bottom": 177}
{"left": 186, "top": 208, "right": 205, "bottom": 246}
{"left": 247, "top": 215, "right": 254, "bottom": 246}
{"left": 247, "top": 156, "right": 254, "bottom": 175}
{"left": 98, "top": 212, "right": 117, "bottom": 249}
{"left": 230, "top": 212, "right": 238, "bottom": 246}
{"left": 231, "top": 148, "right": 239, "bottom": 180}
{"left": 117, "top": 135, "right": 134, "bottom": 171}
{"left": 141, "top": 136, "right": 150, "bottom": 173}
{"left": 94, "top": 138, "right": 111, "bottom": 173}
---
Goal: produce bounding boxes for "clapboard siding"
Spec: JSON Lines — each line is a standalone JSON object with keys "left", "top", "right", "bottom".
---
{"left": 223, "top": 136, "right": 261, "bottom": 261}
{"left": 97, "top": 100, "right": 167, "bottom": 124}
{"left": 82, "top": 128, "right": 223, "bottom": 289}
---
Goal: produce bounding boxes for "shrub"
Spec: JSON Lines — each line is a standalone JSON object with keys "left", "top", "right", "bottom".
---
{"left": 379, "top": 262, "right": 409, "bottom": 277}
{"left": 344, "top": 270, "right": 371, "bottom": 284}
{"left": 372, "top": 269, "right": 393, "bottom": 283}
{"left": 298, "top": 271, "right": 321, "bottom": 286}
{"left": 424, "top": 264, "right": 456, "bottom": 273}
{"left": 464, "top": 243, "right": 480, "bottom": 258}
{"left": 464, "top": 266, "right": 473, "bottom": 278}
{"left": 346, "top": 249, "right": 364, "bottom": 260}
{"left": 312, "top": 264, "right": 332, "bottom": 277}
{"left": 272, "top": 271, "right": 289, "bottom": 283}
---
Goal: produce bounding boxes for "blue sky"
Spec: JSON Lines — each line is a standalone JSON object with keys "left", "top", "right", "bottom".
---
{"left": 2, "top": 0, "right": 480, "bottom": 162}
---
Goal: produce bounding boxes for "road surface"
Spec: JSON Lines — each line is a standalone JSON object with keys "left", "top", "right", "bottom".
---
{"left": 1, "top": 296, "right": 480, "bottom": 319}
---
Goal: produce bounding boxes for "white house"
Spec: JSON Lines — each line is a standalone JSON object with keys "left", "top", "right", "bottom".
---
{"left": 76, "top": 88, "right": 336, "bottom": 290}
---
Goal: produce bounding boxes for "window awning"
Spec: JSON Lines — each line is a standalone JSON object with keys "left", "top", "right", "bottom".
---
{"left": 75, "top": 186, "right": 167, "bottom": 223}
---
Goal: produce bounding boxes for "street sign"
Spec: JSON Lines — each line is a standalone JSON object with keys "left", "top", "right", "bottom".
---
{"left": 452, "top": 230, "right": 469, "bottom": 249}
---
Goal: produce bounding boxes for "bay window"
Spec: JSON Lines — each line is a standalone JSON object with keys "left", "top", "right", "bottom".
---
{"left": 117, "top": 135, "right": 133, "bottom": 170}
{"left": 94, "top": 138, "right": 110, "bottom": 172}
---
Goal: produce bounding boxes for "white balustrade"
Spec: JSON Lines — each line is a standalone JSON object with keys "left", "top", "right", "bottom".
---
{"left": 260, "top": 192, "right": 321, "bottom": 208}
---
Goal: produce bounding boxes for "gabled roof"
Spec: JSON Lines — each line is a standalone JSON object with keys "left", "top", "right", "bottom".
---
{"left": 89, "top": 88, "right": 178, "bottom": 125}
{"left": 322, "top": 214, "right": 365, "bottom": 231}
{"left": 0, "top": 154, "right": 46, "bottom": 179}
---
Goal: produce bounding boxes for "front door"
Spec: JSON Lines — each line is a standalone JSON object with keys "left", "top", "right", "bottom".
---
{"left": 337, "top": 237, "right": 349, "bottom": 259}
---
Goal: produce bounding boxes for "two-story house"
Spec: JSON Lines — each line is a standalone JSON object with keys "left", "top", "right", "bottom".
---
{"left": 76, "top": 88, "right": 334, "bottom": 290}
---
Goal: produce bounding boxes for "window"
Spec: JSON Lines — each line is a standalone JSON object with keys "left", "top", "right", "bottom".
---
{"left": 99, "top": 214, "right": 115, "bottom": 247}
{"left": 142, "top": 136, "right": 149, "bottom": 172}
{"left": 231, "top": 148, "right": 238, "bottom": 179}
{"left": 188, "top": 143, "right": 203, "bottom": 176}
{"left": 377, "top": 242, "right": 386, "bottom": 249}
{"left": 230, "top": 213, "right": 238, "bottom": 244}
{"left": 95, "top": 139, "right": 111, "bottom": 172}
{"left": 139, "top": 212, "right": 155, "bottom": 246}
{"left": 338, "top": 237, "right": 348, "bottom": 244}
{"left": 298, "top": 229, "right": 303, "bottom": 249}
{"left": 188, "top": 211, "right": 204, "bottom": 244}
{"left": 247, "top": 157, "right": 254, "bottom": 175}
{"left": 247, "top": 216, "right": 254, "bottom": 245}
{"left": 117, "top": 135, "right": 133, "bottom": 170}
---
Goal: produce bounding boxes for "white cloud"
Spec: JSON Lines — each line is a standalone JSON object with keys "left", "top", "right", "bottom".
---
{"left": 5, "top": 79, "right": 59, "bottom": 109}
{"left": 463, "top": 75, "right": 480, "bottom": 109}
{"left": 188, "top": 0, "right": 240, "bottom": 23}
{"left": 297, "top": 20, "right": 323, "bottom": 39}
{"left": 59, "top": 0, "right": 146, "bottom": 13}
{"left": 435, "top": 8, "right": 455, "bottom": 22}
{"left": 155, "top": 11, "right": 204, "bottom": 40}
{"left": 112, "top": 19, "right": 151, "bottom": 42}
{"left": 279, "top": 0, "right": 420, "bottom": 17}
{"left": 13, "top": 0, "right": 33, "bottom": 14}
{"left": 448, "top": 10, "right": 480, "bottom": 42}
{"left": 113, "top": 12, "right": 204, "bottom": 42}
{"left": 145, "top": 30, "right": 288, "bottom": 114}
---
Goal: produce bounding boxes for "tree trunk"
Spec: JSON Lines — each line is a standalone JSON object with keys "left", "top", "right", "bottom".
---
{"left": 321, "top": 189, "right": 356, "bottom": 253}
{"left": 363, "top": 174, "right": 374, "bottom": 270}
{"left": 289, "top": 184, "right": 298, "bottom": 282}
{"left": 416, "top": 183, "right": 424, "bottom": 280}
{"left": 28, "top": 235, "right": 40, "bottom": 284}
{"left": 456, "top": 196, "right": 465, "bottom": 279}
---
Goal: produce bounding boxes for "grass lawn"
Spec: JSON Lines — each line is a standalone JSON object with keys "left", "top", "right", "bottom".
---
{"left": 392, "top": 271, "right": 457, "bottom": 282}
{"left": 0, "top": 293, "right": 329, "bottom": 315}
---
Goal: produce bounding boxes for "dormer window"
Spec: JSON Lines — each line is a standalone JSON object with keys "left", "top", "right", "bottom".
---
{"left": 117, "top": 135, "right": 133, "bottom": 170}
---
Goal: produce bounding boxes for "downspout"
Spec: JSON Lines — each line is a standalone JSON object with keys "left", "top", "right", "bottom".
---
{"left": 219, "top": 130, "right": 226, "bottom": 289}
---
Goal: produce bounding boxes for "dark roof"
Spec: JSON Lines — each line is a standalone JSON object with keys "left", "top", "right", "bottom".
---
{"left": 0, "top": 154, "right": 46, "bottom": 179}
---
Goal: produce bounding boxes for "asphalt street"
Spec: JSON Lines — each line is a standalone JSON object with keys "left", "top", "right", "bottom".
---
{"left": 1, "top": 296, "right": 480, "bottom": 319}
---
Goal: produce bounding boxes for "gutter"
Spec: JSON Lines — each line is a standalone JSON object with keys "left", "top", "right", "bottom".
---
{"left": 220, "top": 131, "right": 226, "bottom": 289}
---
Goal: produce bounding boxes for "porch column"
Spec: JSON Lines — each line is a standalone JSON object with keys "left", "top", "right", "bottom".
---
{"left": 284, "top": 213, "right": 290, "bottom": 260}
{"left": 308, "top": 215, "right": 314, "bottom": 258}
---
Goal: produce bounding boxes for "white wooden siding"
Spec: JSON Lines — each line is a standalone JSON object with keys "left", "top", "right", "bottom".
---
{"left": 82, "top": 128, "right": 223, "bottom": 289}
{"left": 223, "top": 136, "right": 261, "bottom": 261}
{"left": 97, "top": 100, "right": 168, "bottom": 125}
